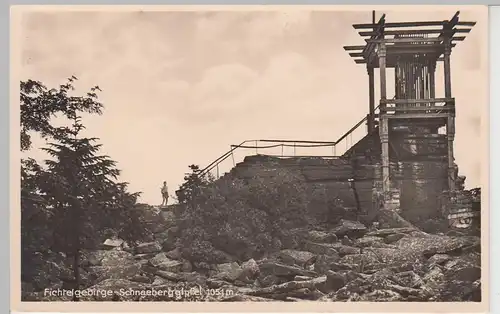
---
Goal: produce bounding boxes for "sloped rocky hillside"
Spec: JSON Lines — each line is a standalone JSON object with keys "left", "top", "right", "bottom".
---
{"left": 22, "top": 206, "right": 481, "bottom": 302}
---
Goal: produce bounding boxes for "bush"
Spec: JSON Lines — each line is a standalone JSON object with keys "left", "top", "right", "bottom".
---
{"left": 176, "top": 169, "right": 312, "bottom": 262}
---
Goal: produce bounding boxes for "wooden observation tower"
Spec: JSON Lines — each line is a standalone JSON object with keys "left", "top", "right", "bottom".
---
{"left": 344, "top": 11, "right": 476, "bottom": 210}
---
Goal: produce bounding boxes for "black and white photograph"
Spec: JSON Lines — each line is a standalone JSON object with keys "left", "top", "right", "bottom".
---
{"left": 14, "top": 5, "right": 487, "bottom": 307}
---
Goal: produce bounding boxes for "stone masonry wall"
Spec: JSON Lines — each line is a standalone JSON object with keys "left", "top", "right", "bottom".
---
{"left": 217, "top": 128, "right": 462, "bottom": 229}
{"left": 221, "top": 155, "right": 377, "bottom": 223}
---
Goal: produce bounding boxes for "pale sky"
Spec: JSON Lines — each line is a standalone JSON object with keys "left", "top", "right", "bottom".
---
{"left": 16, "top": 7, "right": 487, "bottom": 205}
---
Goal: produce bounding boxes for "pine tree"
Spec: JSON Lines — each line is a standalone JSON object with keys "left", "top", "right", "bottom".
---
{"left": 39, "top": 105, "right": 150, "bottom": 300}
{"left": 20, "top": 77, "right": 104, "bottom": 286}
{"left": 20, "top": 78, "right": 149, "bottom": 300}
{"left": 175, "top": 164, "right": 214, "bottom": 204}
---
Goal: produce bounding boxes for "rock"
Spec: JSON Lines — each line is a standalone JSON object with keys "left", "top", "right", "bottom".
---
{"left": 331, "top": 220, "right": 367, "bottom": 238}
{"left": 141, "top": 208, "right": 168, "bottom": 233}
{"left": 384, "top": 233, "right": 407, "bottom": 244}
{"left": 152, "top": 276, "right": 171, "bottom": 285}
{"left": 214, "top": 262, "right": 243, "bottom": 282}
{"left": 156, "top": 270, "right": 182, "bottom": 282}
{"left": 339, "top": 252, "right": 379, "bottom": 266}
{"left": 450, "top": 266, "right": 481, "bottom": 282}
{"left": 294, "top": 275, "right": 313, "bottom": 281}
{"left": 87, "top": 250, "right": 134, "bottom": 267}
{"left": 343, "top": 270, "right": 365, "bottom": 281}
{"left": 358, "top": 289, "right": 402, "bottom": 301}
{"left": 367, "top": 248, "right": 407, "bottom": 263}
{"left": 157, "top": 260, "right": 184, "bottom": 273}
{"left": 281, "top": 288, "right": 324, "bottom": 301}
{"left": 193, "top": 262, "right": 211, "bottom": 271}
{"left": 248, "top": 276, "right": 326, "bottom": 298}
{"left": 371, "top": 267, "right": 395, "bottom": 279}
{"left": 136, "top": 242, "right": 162, "bottom": 254}
{"left": 89, "top": 262, "right": 141, "bottom": 282}
{"left": 467, "top": 279, "right": 482, "bottom": 301}
{"left": 303, "top": 241, "right": 339, "bottom": 256}
{"left": 183, "top": 272, "right": 207, "bottom": 285}
{"left": 259, "top": 261, "right": 317, "bottom": 278}
{"left": 378, "top": 210, "right": 417, "bottom": 229}
{"left": 398, "top": 235, "right": 477, "bottom": 259}
{"left": 181, "top": 261, "right": 192, "bottom": 272}
{"left": 386, "top": 283, "right": 429, "bottom": 300}
{"left": 241, "top": 258, "right": 260, "bottom": 279}
{"left": 391, "top": 260, "right": 423, "bottom": 273}
{"left": 206, "top": 278, "right": 232, "bottom": 289}
{"left": 130, "top": 275, "right": 151, "bottom": 284}
{"left": 149, "top": 253, "right": 170, "bottom": 267}
{"left": 258, "top": 274, "right": 281, "bottom": 287}
{"left": 427, "top": 253, "right": 451, "bottom": 266}
{"left": 160, "top": 210, "right": 177, "bottom": 228}
{"left": 331, "top": 244, "right": 360, "bottom": 256}
{"left": 313, "top": 254, "right": 341, "bottom": 274}
{"left": 80, "top": 251, "right": 102, "bottom": 267}
{"left": 438, "top": 279, "right": 481, "bottom": 301}
{"left": 153, "top": 231, "right": 171, "bottom": 250}
{"left": 307, "top": 230, "right": 338, "bottom": 243}
{"left": 324, "top": 271, "right": 346, "bottom": 292}
{"left": 140, "top": 264, "right": 159, "bottom": 275}
{"left": 165, "top": 248, "right": 182, "bottom": 260}
{"left": 366, "top": 227, "right": 417, "bottom": 237}
{"left": 148, "top": 253, "right": 183, "bottom": 273}
{"left": 133, "top": 253, "right": 156, "bottom": 260}
{"left": 222, "top": 295, "right": 274, "bottom": 302}
{"left": 279, "top": 249, "right": 316, "bottom": 267}
{"left": 329, "top": 262, "right": 357, "bottom": 272}
{"left": 423, "top": 266, "right": 445, "bottom": 284}
{"left": 332, "top": 277, "right": 372, "bottom": 300}
{"left": 102, "top": 238, "right": 125, "bottom": 250}
{"left": 391, "top": 271, "right": 423, "bottom": 288}
{"left": 355, "top": 236, "right": 384, "bottom": 247}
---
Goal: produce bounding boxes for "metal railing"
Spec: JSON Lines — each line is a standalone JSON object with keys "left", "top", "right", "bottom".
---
{"left": 198, "top": 106, "right": 381, "bottom": 180}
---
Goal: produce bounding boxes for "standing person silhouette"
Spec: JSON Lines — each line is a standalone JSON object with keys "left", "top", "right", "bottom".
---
{"left": 161, "top": 181, "right": 169, "bottom": 207}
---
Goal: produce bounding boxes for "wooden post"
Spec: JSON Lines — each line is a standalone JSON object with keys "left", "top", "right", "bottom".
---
{"left": 379, "top": 44, "right": 387, "bottom": 101}
{"left": 447, "top": 115, "right": 456, "bottom": 191}
{"left": 444, "top": 42, "right": 452, "bottom": 99}
{"left": 378, "top": 42, "right": 390, "bottom": 206}
{"left": 443, "top": 39, "right": 456, "bottom": 191}
{"left": 368, "top": 66, "right": 375, "bottom": 132}
{"left": 429, "top": 61, "right": 436, "bottom": 99}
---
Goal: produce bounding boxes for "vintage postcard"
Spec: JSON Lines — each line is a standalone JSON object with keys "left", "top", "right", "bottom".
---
{"left": 11, "top": 4, "right": 489, "bottom": 313}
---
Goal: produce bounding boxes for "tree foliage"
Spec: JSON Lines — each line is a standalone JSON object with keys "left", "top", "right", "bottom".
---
{"left": 20, "top": 77, "right": 102, "bottom": 151}
{"left": 20, "top": 77, "right": 149, "bottom": 298}
{"left": 175, "top": 164, "right": 214, "bottom": 205}
{"left": 176, "top": 170, "right": 312, "bottom": 263}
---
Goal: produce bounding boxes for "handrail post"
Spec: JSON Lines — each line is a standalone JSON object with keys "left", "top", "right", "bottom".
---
{"left": 217, "top": 164, "right": 219, "bottom": 179}
{"left": 294, "top": 142, "right": 296, "bottom": 156}
{"left": 281, "top": 144, "right": 284, "bottom": 156}
{"left": 255, "top": 140, "right": 258, "bottom": 155}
